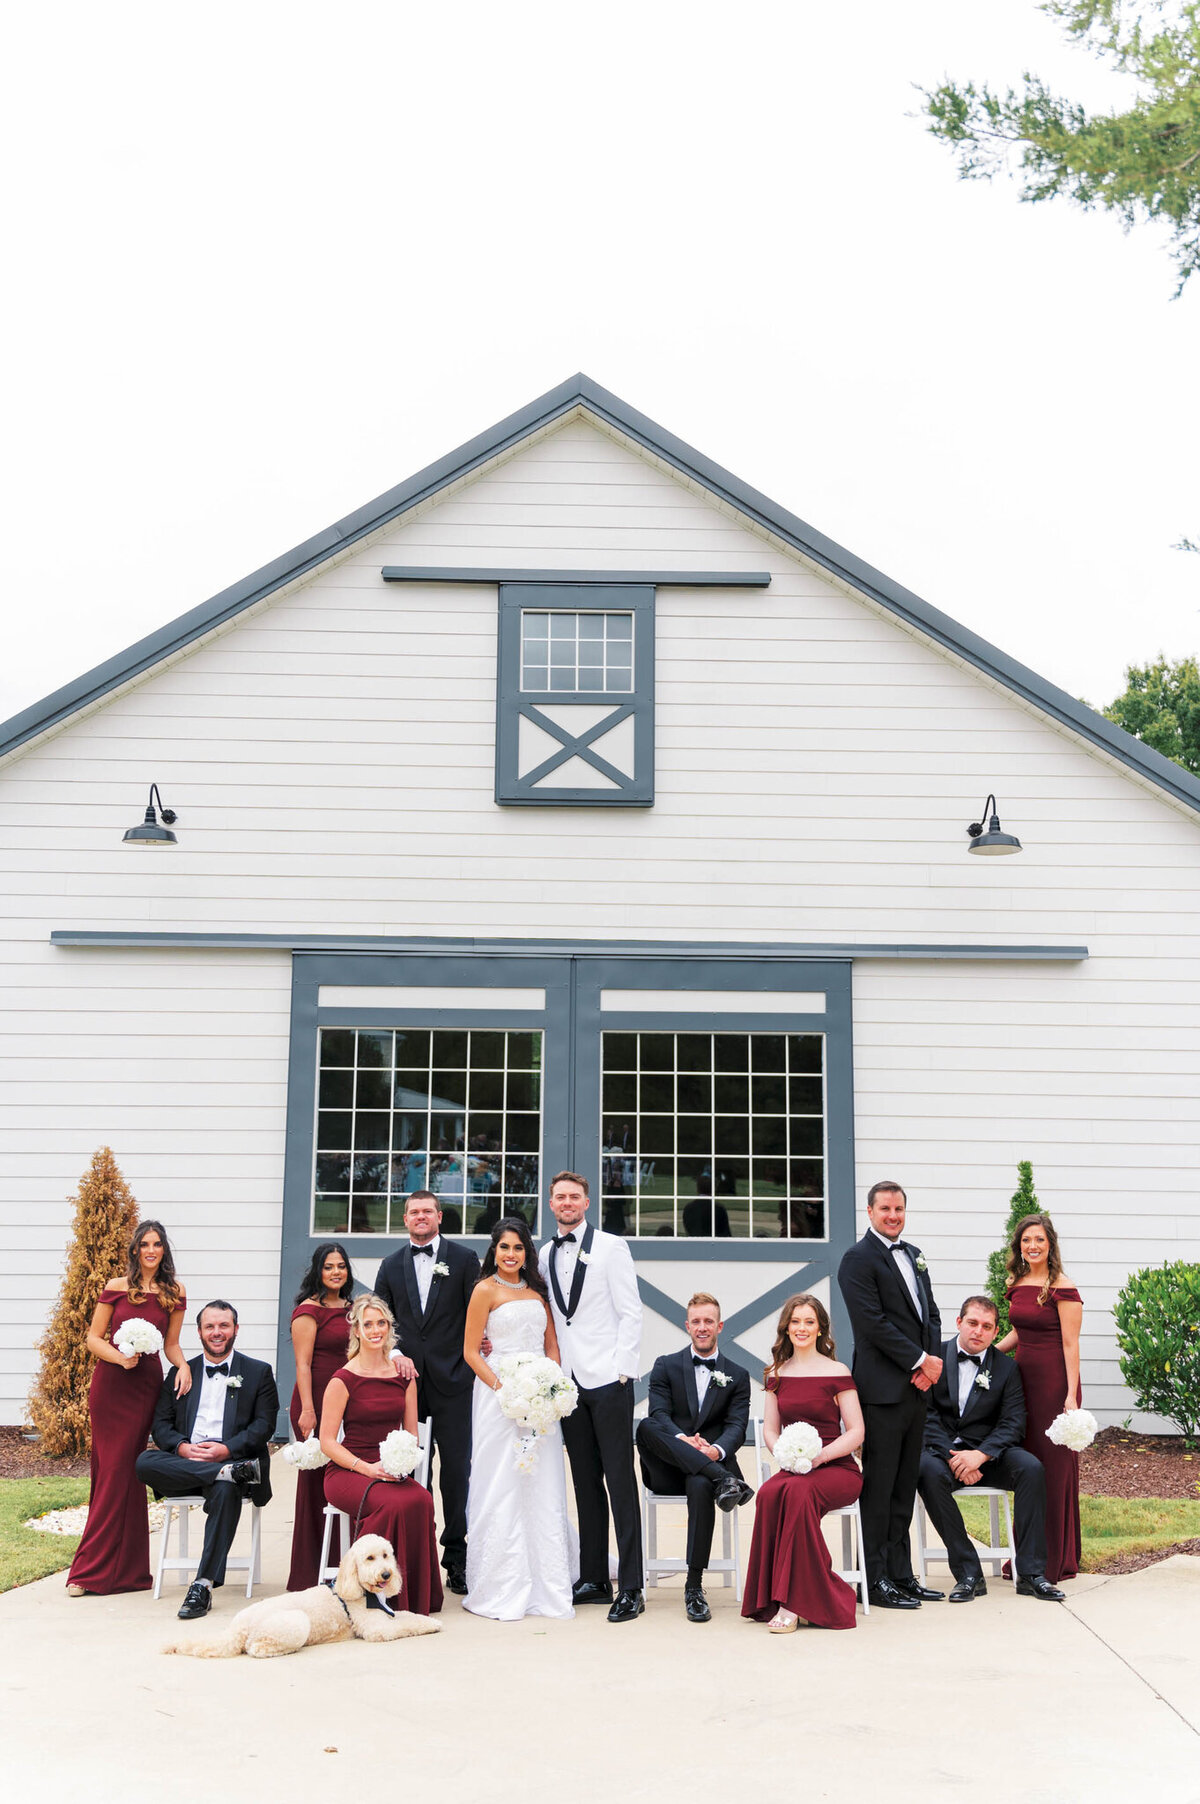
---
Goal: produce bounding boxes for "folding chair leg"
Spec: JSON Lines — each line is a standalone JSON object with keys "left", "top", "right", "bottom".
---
{"left": 1003, "top": 1494, "right": 1018, "bottom": 1585}
{"left": 915, "top": 1497, "right": 928, "bottom": 1584}
{"left": 153, "top": 1504, "right": 172, "bottom": 1601}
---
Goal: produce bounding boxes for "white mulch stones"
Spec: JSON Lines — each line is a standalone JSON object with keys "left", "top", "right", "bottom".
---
{"left": 24, "top": 1501, "right": 167, "bottom": 1536}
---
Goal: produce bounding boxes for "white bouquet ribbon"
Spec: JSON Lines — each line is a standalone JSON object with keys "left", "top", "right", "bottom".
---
{"left": 494, "top": 1351, "right": 579, "bottom": 1473}
{"left": 379, "top": 1428, "right": 422, "bottom": 1478}
{"left": 112, "top": 1317, "right": 164, "bottom": 1359}
{"left": 1045, "top": 1408, "right": 1099, "bottom": 1451}
{"left": 282, "top": 1434, "right": 330, "bottom": 1470}
{"left": 774, "top": 1420, "right": 823, "bottom": 1474}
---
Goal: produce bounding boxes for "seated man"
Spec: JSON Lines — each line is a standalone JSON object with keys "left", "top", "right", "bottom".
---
{"left": 136, "top": 1299, "right": 279, "bottom": 1621}
{"left": 918, "top": 1294, "right": 1063, "bottom": 1602}
{"left": 635, "top": 1291, "right": 752, "bottom": 1623}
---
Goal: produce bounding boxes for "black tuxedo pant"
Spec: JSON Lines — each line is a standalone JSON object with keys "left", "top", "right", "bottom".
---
{"left": 860, "top": 1387, "right": 928, "bottom": 1588}
{"left": 418, "top": 1379, "right": 472, "bottom": 1571}
{"left": 135, "top": 1449, "right": 249, "bottom": 1587}
{"left": 561, "top": 1379, "right": 642, "bottom": 1592}
{"left": 918, "top": 1447, "right": 1048, "bottom": 1581}
{"left": 635, "top": 1417, "right": 740, "bottom": 1579}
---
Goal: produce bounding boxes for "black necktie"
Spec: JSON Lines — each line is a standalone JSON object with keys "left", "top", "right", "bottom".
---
{"left": 692, "top": 1356, "right": 716, "bottom": 1370}
{"left": 958, "top": 1351, "right": 980, "bottom": 1365}
{"left": 413, "top": 1245, "right": 433, "bottom": 1257}
{"left": 205, "top": 1364, "right": 229, "bottom": 1379}
{"left": 554, "top": 1233, "right": 577, "bottom": 1248}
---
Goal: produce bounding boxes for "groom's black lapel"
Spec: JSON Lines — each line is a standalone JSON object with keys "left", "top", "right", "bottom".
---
{"left": 563, "top": 1222, "right": 595, "bottom": 1322}
{"left": 401, "top": 1245, "right": 422, "bottom": 1323}
{"left": 680, "top": 1348, "right": 701, "bottom": 1429}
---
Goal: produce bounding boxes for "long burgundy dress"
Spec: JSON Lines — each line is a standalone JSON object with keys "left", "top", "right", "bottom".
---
{"left": 67, "top": 1287, "right": 182, "bottom": 1594}
{"left": 286, "top": 1301, "right": 351, "bottom": 1590}
{"left": 1009, "top": 1283, "right": 1083, "bottom": 1582}
{"left": 324, "top": 1367, "right": 443, "bottom": 1614}
{"left": 742, "top": 1374, "right": 864, "bottom": 1629}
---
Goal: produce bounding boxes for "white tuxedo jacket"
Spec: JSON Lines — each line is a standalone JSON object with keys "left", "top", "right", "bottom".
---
{"left": 538, "top": 1222, "right": 642, "bottom": 1390}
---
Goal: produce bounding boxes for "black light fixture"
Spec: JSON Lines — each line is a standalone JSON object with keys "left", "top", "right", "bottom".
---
{"left": 966, "top": 793, "right": 1021, "bottom": 856}
{"left": 123, "top": 784, "right": 178, "bottom": 847}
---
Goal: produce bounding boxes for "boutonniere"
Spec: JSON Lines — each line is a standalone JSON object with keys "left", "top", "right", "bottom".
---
{"left": 711, "top": 1370, "right": 732, "bottom": 1387}
{"left": 224, "top": 1374, "right": 243, "bottom": 1390}
{"left": 915, "top": 1254, "right": 928, "bottom": 1272}
{"left": 974, "top": 1370, "right": 991, "bottom": 1391}
{"left": 432, "top": 1261, "right": 450, "bottom": 1279}
{"left": 578, "top": 1251, "right": 592, "bottom": 1265}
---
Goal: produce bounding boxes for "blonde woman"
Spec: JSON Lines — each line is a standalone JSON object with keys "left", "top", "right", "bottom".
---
{"left": 320, "top": 1293, "right": 442, "bottom": 1615}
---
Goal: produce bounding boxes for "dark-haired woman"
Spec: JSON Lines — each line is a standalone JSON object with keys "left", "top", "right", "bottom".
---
{"left": 286, "top": 1243, "right": 354, "bottom": 1590}
{"left": 996, "top": 1213, "right": 1083, "bottom": 1582}
{"left": 742, "top": 1292, "right": 865, "bottom": 1632}
{"left": 66, "top": 1221, "right": 189, "bottom": 1597}
{"left": 461, "top": 1216, "right": 577, "bottom": 1620}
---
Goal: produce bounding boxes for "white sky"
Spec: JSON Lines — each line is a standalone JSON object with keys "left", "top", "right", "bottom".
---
{"left": 2, "top": 0, "right": 1196, "bottom": 725}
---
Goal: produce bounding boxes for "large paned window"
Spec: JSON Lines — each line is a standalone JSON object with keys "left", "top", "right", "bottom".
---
{"left": 599, "top": 1030, "right": 826, "bottom": 1239}
{"left": 313, "top": 1027, "right": 543, "bottom": 1235}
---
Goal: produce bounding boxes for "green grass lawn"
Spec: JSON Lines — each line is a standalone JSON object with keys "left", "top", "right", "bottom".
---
{"left": 958, "top": 1492, "right": 1200, "bottom": 1571}
{"left": 0, "top": 1477, "right": 89, "bottom": 1593}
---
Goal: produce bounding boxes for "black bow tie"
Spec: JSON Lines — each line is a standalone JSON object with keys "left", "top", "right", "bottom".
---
{"left": 412, "top": 1244, "right": 434, "bottom": 1257}
{"left": 692, "top": 1356, "right": 717, "bottom": 1370}
{"left": 957, "top": 1351, "right": 981, "bottom": 1365}
{"left": 554, "top": 1233, "right": 577, "bottom": 1247}
{"left": 890, "top": 1240, "right": 912, "bottom": 1256}
{"left": 205, "top": 1363, "right": 229, "bottom": 1378}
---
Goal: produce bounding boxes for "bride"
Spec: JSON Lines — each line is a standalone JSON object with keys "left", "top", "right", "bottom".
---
{"left": 461, "top": 1214, "right": 578, "bottom": 1619}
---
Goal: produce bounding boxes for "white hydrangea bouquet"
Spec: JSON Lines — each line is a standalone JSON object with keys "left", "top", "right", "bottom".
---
{"left": 282, "top": 1434, "right": 330, "bottom": 1471}
{"left": 1046, "top": 1408, "right": 1099, "bottom": 1451}
{"left": 379, "top": 1428, "right": 422, "bottom": 1478}
{"left": 112, "top": 1317, "right": 164, "bottom": 1359}
{"left": 494, "top": 1351, "right": 579, "bottom": 1473}
{"left": 774, "top": 1421, "right": 823, "bottom": 1474}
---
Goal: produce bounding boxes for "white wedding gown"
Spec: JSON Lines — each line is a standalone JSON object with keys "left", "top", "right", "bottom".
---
{"left": 463, "top": 1297, "right": 578, "bottom": 1620}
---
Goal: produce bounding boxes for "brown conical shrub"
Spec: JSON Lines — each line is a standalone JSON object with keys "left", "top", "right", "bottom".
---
{"left": 27, "top": 1147, "right": 140, "bottom": 1456}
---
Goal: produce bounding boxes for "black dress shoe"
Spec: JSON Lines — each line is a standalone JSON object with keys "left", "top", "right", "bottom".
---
{"left": 684, "top": 1585, "right": 711, "bottom": 1623}
{"left": 228, "top": 1459, "right": 260, "bottom": 1489}
{"left": 714, "top": 1475, "right": 744, "bottom": 1513}
{"left": 949, "top": 1576, "right": 988, "bottom": 1603}
{"left": 1016, "top": 1575, "right": 1065, "bottom": 1601}
{"left": 572, "top": 1579, "right": 614, "bottom": 1605}
{"left": 607, "top": 1588, "right": 645, "bottom": 1623}
{"left": 177, "top": 1581, "right": 212, "bottom": 1620}
{"left": 445, "top": 1565, "right": 468, "bottom": 1596}
{"left": 867, "top": 1578, "right": 921, "bottom": 1610}
{"left": 893, "top": 1576, "right": 945, "bottom": 1602}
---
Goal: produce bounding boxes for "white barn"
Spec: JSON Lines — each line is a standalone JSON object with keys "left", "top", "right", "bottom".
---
{"left": 3, "top": 374, "right": 1198, "bottom": 1430}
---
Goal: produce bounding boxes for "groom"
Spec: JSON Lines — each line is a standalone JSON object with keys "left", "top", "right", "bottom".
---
{"left": 539, "top": 1170, "right": 645, "bottom": 1623}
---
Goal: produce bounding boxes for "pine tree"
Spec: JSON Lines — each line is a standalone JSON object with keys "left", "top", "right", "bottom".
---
{"left": 986, "top": 1161, "right": 1040, "bottom": 1343}
{"left": 27, "top": 1147, "right": 140, "bottom": 1457}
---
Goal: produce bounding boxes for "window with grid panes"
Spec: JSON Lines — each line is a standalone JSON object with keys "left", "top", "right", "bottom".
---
{"left": 599, "top": 1031, "right": 825, "bottom": 1239}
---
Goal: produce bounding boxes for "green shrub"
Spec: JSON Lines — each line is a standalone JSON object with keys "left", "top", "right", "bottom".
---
{"left": 985, "top": 1161, "right": 1038, "bottom": 1343}
{"left": 1113, "top": 1262, "right": 1200, "bottom": 1443}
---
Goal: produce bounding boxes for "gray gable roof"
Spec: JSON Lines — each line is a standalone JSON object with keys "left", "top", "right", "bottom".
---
{"left": 2, "top": 372, "right": 1198, "bottom": 817}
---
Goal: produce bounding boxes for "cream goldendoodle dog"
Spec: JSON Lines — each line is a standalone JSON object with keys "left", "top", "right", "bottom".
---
{"left": 163, "top": 1534, "right": 441, "bottom": 1659}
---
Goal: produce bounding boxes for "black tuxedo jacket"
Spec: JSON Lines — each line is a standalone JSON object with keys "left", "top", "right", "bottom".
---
{"left": 374, "top": 1236, "right": 481, "bottom": 1396}
{"left": 150, "top": 1350, "right": 278, "bottom": 1505}
{"left": 838, "top": 1229, "right": 943, "bottom": 1406}
{"left": 645, "top": 1347, "right": 751, "bottom": 1461}
{"left": 923, "top": 1337, "right": 1027, "bottom": 1465}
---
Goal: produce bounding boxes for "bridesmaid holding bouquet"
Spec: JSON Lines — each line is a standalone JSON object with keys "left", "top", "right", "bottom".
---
{"left": 285, "top": 1243, "right": 354, "bottom": 1590}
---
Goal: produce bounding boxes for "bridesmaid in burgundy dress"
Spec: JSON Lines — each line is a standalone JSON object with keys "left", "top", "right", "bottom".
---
{"left": 320, "top": 1292, "right": 443, "bottom": 1615}
{"left": 742, "top": 1292, "right": 865, "bottom": 1632}
{"left": 286, "top": 1243, "right": 353, "bottom": 1590}
{"left": 66, "top": 1221, "right": 189, "bottom": 1596}
{"left": 996, "top": 1213, "right": 1083, "bottom": 1582}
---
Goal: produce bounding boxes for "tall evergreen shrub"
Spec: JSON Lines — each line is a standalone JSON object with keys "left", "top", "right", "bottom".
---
{"left": 986, "top": 1160, "right": 1039, "bottom": 1342}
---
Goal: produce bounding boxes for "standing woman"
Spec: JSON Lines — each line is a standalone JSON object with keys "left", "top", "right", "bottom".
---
{"left": 996, "top": 1213, "right": 1083, "bottom": 1582}
{"left": 66, "top": 1221, "right": 189, "bottom": 1596}
{"left": 285, "top": 1243, "right": 354, "bottom": 1590}
{"left": 742, "top": 1292, "right": 865, "bottom": 1632}
{"left": 320, "top": 1294, "right": 443, "bottom": 1615}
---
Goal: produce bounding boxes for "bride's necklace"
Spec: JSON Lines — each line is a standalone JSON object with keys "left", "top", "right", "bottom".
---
{"left": 494, "top": 1273, "right": 528, "bottom": 1290}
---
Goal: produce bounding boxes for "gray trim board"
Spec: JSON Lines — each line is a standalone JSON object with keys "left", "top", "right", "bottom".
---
{"left": 382, "top": 566, "right": 771, "bottom": 586}
{"left": 2, "top": 370, "right": 1197, "bottom": 823}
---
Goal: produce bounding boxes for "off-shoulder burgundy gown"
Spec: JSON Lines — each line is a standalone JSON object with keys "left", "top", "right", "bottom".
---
{"left": 67, "top": 1288, "right": 180, "bottom": 1594}
{"left": 1009, "top": 1284, "right": 1084, "bottom": 1581}
{"left": 286, "top": 1301, "right": 350, "bottom": 1590}
{"left": 742, "top": 1374, "right": 863, "bottom": 1629}
{"left": 324, "top": 1367, "right": 443, "bottom": 1614}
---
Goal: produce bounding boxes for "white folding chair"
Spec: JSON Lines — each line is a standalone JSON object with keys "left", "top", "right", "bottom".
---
{"left": 318, "top": 1416, "right": 433, "bottom": 1581}
{"left": 152, "top": 1494, "right": 263, "bottom": 1600}
{"left": 915, "top": 1486, "right": 1018, "bottom": 1587}
{"left": 751, "top": 1417, "right": 869, "bottom": 1614}
{"left": 640, "top": 1485, "right": 742, "bottom": 1601}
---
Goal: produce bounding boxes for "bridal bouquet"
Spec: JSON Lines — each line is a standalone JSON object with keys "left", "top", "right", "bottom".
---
{"left": 1045, "top": 1408, "right": 1099, "bottom": 1452}
{"left": 379, "top": 1428, "right": 422, "bottom": 1478}
{"left": 282, "top": 1434, "right": 330, "bottom": 1470}
{"left": 112, "top": 1317, "right": 164, "bottom": 1359}
{"left": 774, "top": 1421, "right": 823, "bottom": 1474}
{"left": 494, "top": 1352, "right": 579, "bottom": 1473}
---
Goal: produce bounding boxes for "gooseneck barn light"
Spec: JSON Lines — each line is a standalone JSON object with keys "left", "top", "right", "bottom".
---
{"left": 122, "top": 784, "right": 178, "bottom": 847}
{"left": 966, "top": 794, "right": 1022, "bottom": 856}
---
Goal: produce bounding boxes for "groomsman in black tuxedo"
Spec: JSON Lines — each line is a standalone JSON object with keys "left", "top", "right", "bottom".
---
{"left": 635, "top": 1292, "right": 752, "bottom": 1622}
{"left": 374, "top": 1190, "right": 481, "bottom": 1595}
{"left": 136, "top": 1300, "right": 278, "bottom": 1620}
{"left": 919, "top": 1295, "right": 1064, "bottom": 1601}
{"left": 837, "top": 1180, "right": 944, "bottom": 1609}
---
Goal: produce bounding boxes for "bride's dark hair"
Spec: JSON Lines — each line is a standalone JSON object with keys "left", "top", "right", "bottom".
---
{"left": 479, "top": 1215, "right": 549, "bottom": 1301}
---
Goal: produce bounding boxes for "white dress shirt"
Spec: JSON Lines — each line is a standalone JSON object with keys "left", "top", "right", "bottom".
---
{"left": 955, "top": 1338, "right": 984, "bottom": 1415}
{"left": 192, "top": 1362, "right": 230, "bottom": 1442}
{"left": 676, "top": 1346, "right": 720, "bottom": 1439}
{"left": 411, "top": 1233, "right": 441, "bottom": 1309}
{"left": 550, "top": 1227, "right": 581, "bottom": 1297}
{"left": 869, "top": 1226, "right": 926, "bottom": 1371}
